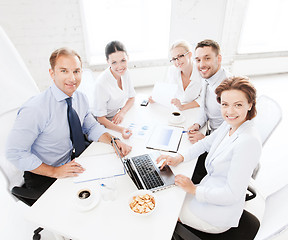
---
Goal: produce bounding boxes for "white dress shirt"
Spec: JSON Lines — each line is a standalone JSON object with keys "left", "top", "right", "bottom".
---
{"left": 179, "top": 120, "right": 262, "bottom": 228}
{"left": 167, "top": 64, "right": 202, "bottom": 104}
{"left": 93, "top": 67, "right": 136, "bottom": 118}
{"left": 6, "top": 83, "right": 107, "bottom": 171}
{"left": 196, "top": 67, "right": 231, "bottom": 131}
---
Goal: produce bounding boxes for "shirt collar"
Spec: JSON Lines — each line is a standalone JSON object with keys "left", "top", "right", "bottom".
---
{"left": 228, "top": 120, "right": 252, "bottom": 136}
{"left": 205, "top": 67, "right": 224, "bottom": 87}
{"left": 107, "top": 67, "right": 124, "bottom": 83}
{"left": 107, "top": 67, "right": 117, "bottom": 81}
{"left": 51, "top": 83, "right": 73, "bottom": 102}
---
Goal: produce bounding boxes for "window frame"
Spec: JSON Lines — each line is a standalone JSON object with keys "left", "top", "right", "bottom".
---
{"left": 79, "top": 0, "right": 172, "bottom": 70}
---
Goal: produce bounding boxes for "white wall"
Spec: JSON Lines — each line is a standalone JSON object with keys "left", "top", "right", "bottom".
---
{"left": 0, "top": 0, "right": 87, "bottom": 91}
{"left": 170, "top": 0, "right": 227, "bottom": 47}
{"left": 1, "top": 0, "right": 287, "bottom": 91}
{"left": 0, "top": 0, "right": 233, "bottom": 90}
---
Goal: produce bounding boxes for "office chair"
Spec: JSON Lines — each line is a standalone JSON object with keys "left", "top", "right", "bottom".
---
{"left": 172, "top": 209, "right": 260, "bottom": 240}
{"left": 175, "top": 184, "right": 288, "bottom": 240}
{"left": 0, "top": 24, "right": 39, "bottom": 189}
{"left": 252, "top": 95, "right": 282, "bottom": 178}
{"left": 0, "top": 166, "right": 43, "bottom": 239}
{"left": 0, "top": 25, "right": 49, "bottom": 240}
{"left": 172, "top": 179, "right": 264, "bottom": 240}
{"left": 0, "top": 27, "right": 39, "bottom": 116}
{"left": 254, "top": 184, "right": 288, "bottom": 240}
{"left": 254, "top": 95, "right": 282, "bottom": 145}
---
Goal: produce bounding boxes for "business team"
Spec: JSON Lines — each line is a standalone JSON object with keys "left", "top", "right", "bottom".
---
{"left": 6, "top": 39, "right": 262, "bottom": 236}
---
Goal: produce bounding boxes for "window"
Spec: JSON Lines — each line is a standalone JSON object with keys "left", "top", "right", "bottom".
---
{"left": 238, "top": 0, "right": 288, "bottom": 53}
{"left": 81, "top": 0, "right": 171, "bottom": 65}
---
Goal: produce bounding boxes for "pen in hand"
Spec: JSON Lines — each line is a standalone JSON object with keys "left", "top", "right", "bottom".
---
{"left": 182, "top": 130, "right": 193, "bottom": 134}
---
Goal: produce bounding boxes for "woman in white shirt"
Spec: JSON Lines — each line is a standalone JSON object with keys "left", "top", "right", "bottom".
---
{"left": 157, "top": 76, "right": 261, "bottom": 234}
{"left": 149, "top": 40, "right": 202, "bottom": 110}
{"left": 93, "top": 41, "right": 136, "bottom": 139}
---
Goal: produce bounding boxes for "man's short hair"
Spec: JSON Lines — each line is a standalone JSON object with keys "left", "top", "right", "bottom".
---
{"left": 195, "top": 39, "right": 221, "bottom": 55}
{"left": 49, "top": 47, "right": 82, "bottom": 70}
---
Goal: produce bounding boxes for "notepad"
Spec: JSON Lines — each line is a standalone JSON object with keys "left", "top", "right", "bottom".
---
{"left": 73, "top": 153, "right": 125, "bottom": 183}
{"left": 146, "top": 125, "right": 184, "bottom": 153}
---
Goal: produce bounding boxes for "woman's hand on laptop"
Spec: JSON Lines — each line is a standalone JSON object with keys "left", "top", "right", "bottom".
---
{"left": 156, "top": 154, "right": 184, "bottom": 170}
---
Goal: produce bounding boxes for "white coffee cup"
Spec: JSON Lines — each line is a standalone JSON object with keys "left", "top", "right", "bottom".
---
{"left": 76, "top": 189, "right": 95, "bottom": 207}
{"left": 170, "top": 111, "right": 185, "bottom": 124}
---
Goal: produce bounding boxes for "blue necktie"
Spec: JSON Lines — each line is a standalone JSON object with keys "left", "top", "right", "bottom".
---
{"left": 66, "top": 97, "right": 86, "bottom": 157}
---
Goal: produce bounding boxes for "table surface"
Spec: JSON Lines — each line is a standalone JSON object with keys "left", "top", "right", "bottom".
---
{"left": 23, "top": 95, "right": 203, "bottom": 240}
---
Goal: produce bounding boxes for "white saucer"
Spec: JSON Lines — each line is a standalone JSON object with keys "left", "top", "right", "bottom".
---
{"left": 169, "top": 116, "right": 185, "bottom": 125}
{"left": 75, "top": 192, "right": 101, "bottom": 212}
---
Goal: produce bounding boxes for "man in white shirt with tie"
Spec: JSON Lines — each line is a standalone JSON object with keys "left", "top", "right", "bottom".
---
{"left": 187, "top": 39, "right": 231, "bottom": 183}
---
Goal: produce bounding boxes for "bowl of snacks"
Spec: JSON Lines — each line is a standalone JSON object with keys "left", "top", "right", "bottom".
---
{"left": 128, "top": 190, "right": 156, "bottom": 216}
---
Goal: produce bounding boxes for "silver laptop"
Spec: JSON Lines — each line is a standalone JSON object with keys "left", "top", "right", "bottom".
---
{"left": 112, "top": 138, "right": 175, "bottom": 192}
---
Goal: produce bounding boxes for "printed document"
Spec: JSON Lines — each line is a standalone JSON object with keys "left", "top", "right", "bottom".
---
{"left": 146, "top": 125, "right": 183, "bottom": 152}
{"left": 73, "top": 153, "right": 125, "bottom": 183}
{"left": 151, "top": 82, "right": 178, "bottom": 108}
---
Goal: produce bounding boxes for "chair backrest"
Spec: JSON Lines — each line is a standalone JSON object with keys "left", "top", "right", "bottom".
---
{"left": 244, "top": 179, "right": 266, "bottom": 223}
{"left": 253, "top": 95, "right": 282, "bottom": 145}
{"left": 254, "top": 184, "right": 288, "bottom": 240}
{"left": 0, "top": 167, "right": 18, "bottom": 226}
{"left": 0, "top": 110, "right": 24, "bottom": 191}
{"left": 0, "top": 25, "right": 39, "bottom": 192}
{"left": 0, "top": 26, "right": 39, "bottom": 115}
{"left": 252, "top": 95, "right": 282, "bottom": 179}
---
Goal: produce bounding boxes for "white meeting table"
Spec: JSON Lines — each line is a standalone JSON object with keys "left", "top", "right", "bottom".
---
{"left": 22, "top": 95, "right": 204, "bottom": 240}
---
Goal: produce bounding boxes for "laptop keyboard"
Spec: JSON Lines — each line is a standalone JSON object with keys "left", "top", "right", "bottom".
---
{"left": 132, "top": 154, "right": 164, "bottom": 189}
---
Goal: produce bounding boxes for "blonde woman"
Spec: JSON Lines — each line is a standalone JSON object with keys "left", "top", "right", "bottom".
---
{"left": 149, "top": 40, "right": 202, "bottom": 110}
{"left": 168, "top": 40, "right": 202, "bottom": 110}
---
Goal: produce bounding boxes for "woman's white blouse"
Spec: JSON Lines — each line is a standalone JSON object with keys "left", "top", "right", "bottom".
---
{"left": 93, "top": 68, "right": 136, "bottom": 118}
{"left": 167, "top": 64, "right": 202, "bottom": 104}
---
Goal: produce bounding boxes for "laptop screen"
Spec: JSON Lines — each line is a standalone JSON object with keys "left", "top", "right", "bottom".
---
{"left": 111, "top": 137, "right": 123, "bottom": 161}
{"left": 111, "top": 137, "right": 143, "bottom": 189}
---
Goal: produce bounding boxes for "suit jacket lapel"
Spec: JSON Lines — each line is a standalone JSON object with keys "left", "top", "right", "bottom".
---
{"left": 209, "top": 131, "right": 238, "bottom": 162}
{"left": 206, "top": 121, "right": 252, "bottom": 167}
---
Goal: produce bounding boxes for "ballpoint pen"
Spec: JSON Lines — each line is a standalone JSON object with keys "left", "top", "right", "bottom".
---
{"left": 182, "top": 130, "right": 193, "bottom": 133}
{"left": 100, "top": 183, "right": 114, "bottom": 190}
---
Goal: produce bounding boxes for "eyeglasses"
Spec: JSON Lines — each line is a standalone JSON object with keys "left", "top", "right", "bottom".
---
{"left": 169, "top": 52, "right": 189, "bottom": 63}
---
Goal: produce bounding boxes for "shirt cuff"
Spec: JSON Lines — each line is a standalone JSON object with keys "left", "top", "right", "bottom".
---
{"left": 129, "top": 92, "right": 136, "bottom": 98}
{"left": 93, "top": 110, "right": 107, "bottom": 117}
{"left": 178, "top": 148, "right": 190, "bottom": 162}
{"left": 194, "top": 122, "right": 203, "bottom": 129}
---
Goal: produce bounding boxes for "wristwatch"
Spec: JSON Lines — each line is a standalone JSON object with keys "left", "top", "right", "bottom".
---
{"left": 111, "top": 137, "right": 120, "bottom": 145}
